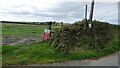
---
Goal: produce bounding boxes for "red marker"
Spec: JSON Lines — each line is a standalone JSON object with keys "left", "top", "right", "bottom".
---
{"left": 43, "top": 29, "right": 50, "bottom": 41}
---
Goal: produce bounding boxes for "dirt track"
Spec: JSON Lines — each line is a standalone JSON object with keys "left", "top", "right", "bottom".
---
{"left": 2, "top": 36, "right": 42, "bottom": 45}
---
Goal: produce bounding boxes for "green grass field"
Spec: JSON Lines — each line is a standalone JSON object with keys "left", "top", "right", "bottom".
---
{"left": 2, "top": 23, "right": 61, "bottom": 37}
{"left": 2, "top": 23, "right": 47, "bottom": 37}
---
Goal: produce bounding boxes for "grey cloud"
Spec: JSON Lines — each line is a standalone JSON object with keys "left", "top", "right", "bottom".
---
{"left": 92, "top": 2, "right": 117, "bottom": 24}
{"left": 0, "top": 9, "right": 32, "bottom": 16}
{"left": 0, "top": 2, "right": 118, "bottom": 24}
{"left": 30, "top": 2, "right": 88, "bottom": 21}
{"left": 0, "top": 5, "right": 40, "bottom": 17}
{"left": 33, "top": 2, "right": 88, "bottom": 22}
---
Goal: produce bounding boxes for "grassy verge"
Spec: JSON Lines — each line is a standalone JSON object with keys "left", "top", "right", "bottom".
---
{"left": 2, "top": 42, "right": 64, "bottom": 65}
{"left": 2, "top": 34, "right": 120, "bottom": 65}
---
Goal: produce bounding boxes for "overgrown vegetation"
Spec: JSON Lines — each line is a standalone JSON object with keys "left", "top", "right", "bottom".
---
{"left": 49, "top": 19, "right": 120, "bottom": 53}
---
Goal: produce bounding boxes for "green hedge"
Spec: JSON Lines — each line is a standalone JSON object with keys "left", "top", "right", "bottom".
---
{"left": 49, "top": 19, "right": 119, "bottom": 53}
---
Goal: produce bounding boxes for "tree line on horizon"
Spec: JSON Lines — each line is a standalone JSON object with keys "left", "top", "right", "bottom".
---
{"left": 1, "top": 21, "right": 70, "bottom": 26}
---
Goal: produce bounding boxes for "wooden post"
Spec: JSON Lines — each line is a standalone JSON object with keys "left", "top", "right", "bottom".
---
{"left": 60, "top": 22, "right": 63, "bottom": 29}
{"left": 85, "top": 5, "right": 87, "bottom": 19}
{"left": 84, "top": 5, "right": 88, "bottom": 30}
{"left": 48, "top": 21, "right": 52, "bottom": 37}
{"left": 88, "top": 0, "right": 95, "bottom": 28}
{"left": 89, "top": 0, "right": 94, "bottom": 22}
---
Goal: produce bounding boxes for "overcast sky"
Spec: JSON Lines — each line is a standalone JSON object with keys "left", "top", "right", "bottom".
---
{"left": 0, "top": 0, "right": 119, "bottom": 24}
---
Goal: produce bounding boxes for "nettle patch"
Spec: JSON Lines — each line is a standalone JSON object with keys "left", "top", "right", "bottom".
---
{"left": 49, "top": 20, "right": 116, "bottom": 53}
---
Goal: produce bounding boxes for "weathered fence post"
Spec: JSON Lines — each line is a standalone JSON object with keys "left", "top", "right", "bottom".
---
{"left": 84, "top": 5, "right": 88, "bottom": 30}
{"left": 48, "top": 21, "right": 52, "bottom": 37}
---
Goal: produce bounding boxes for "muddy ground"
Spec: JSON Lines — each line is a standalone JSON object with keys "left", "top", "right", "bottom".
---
{"left": 2, "top": 36, "right": 43, "bottom": 45}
